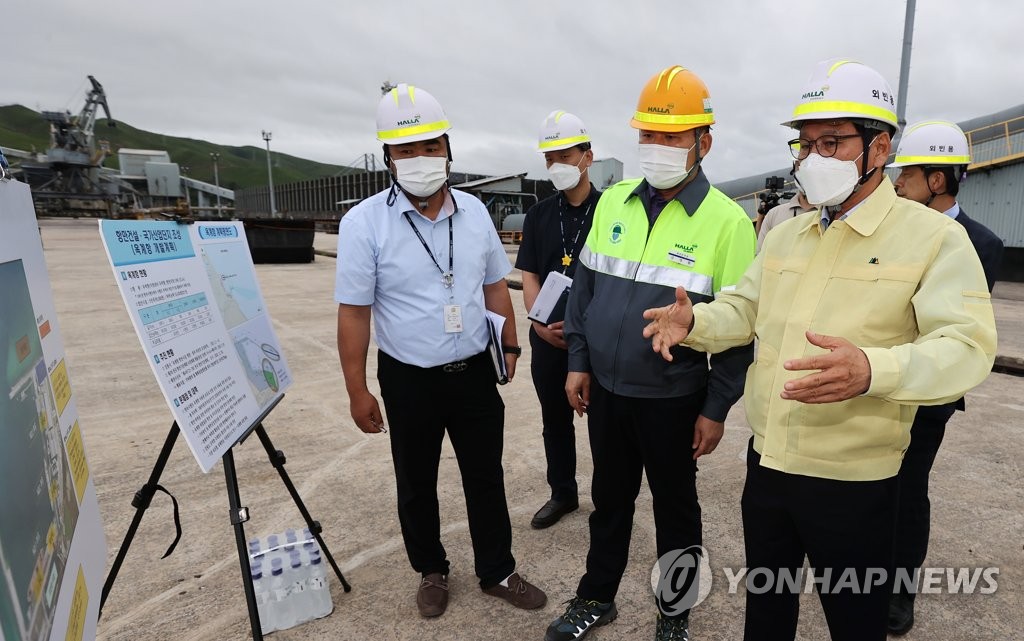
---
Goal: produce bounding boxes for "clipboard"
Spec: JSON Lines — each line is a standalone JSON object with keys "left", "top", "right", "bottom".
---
{"left": 527, "top": 271, "right": 574, "bottom": 325}
{"left": 485, "top": 310, "right": 509, "bottom": 385}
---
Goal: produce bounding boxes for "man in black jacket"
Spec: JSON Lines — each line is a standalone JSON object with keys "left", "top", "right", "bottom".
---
{"left": 889, "top": 119, "right": 1004, "bottom": 635}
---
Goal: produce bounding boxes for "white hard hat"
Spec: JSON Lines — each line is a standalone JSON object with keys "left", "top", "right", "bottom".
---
{"left": 783, "top": 58, "right": 899, "bottom": 132}
{"left": 889, "top": 120, "right": 971, "bottom": 167}
{"left": 376, "top": 83, "right": 451, "bottom": 145}
{"left": 538, "top": 110, "right": 590, "bottom": 152}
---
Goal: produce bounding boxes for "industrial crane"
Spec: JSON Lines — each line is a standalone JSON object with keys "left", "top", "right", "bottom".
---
{"left": 23, "top": 75, "right": 126, "bottom": 214}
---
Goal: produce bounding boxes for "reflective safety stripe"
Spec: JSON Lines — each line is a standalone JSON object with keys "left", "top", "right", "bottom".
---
{"left": 657, "top": 66, "right": 686, "bottom": 91}
{"left": 378, "top": 119, "right": 450, "bottom": 140}
{"left": 580, "top": 246, "right": 641, "bottom": 280}
{"left": 827, "top": 59, "right": 854, "bottom": 76}
{"left": 583, "top": 246, "right": 715, "bottom": 295}
{"left": 632, "top": 111, "right": 715, "bottom": 126}
{"left": 635, "top": 264, "right": 713, "bottom": 296}
{"left": 538, "top": 134, "right": 591, "bottom": 150}
{"left": 792, "top": 101, "right": 897, "bottom": 126}
{"left": 894, "top": 154, "right": 971, "bottom": 165}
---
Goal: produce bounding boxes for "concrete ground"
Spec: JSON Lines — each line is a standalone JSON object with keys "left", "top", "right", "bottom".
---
{"left": 39, "top": 219, "right": 1022, "bottom": 640}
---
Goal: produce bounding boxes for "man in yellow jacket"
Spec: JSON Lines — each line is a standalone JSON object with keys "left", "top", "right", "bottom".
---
{"left": 642, "top": 59, "right": 996, "bottom": 641}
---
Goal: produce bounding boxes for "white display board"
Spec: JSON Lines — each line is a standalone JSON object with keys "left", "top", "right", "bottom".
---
{"left": 0, "top": 180, "right": 107, "bottom": 641}
{"left": 98, "top": 219, "right": 292, "bottom": 473}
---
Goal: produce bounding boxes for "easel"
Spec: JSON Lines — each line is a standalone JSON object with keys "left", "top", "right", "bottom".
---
{"left": 99, "top": 395, "right": 351, "bottom": 640}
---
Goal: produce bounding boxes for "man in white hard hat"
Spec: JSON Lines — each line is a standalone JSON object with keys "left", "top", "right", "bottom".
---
{"left": 887, "top": 119, "right": 1004, "bottom": 635}
{"left": 334, "top": 83, "right": 545, "bottom": 619}
{"left": 642, "top": 59, "right": 997, "bottom": 641}
{"left": 515, "top": 110, "right": 600, "bottom": 529}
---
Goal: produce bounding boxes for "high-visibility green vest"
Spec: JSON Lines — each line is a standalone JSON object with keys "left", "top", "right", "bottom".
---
{"left": 582, "top": 178, "right": 754, "bottom": 301}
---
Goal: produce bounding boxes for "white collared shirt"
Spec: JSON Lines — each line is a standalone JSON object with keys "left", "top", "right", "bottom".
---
{"left": 335, "top": 187, "right": 511, "bottom": 367}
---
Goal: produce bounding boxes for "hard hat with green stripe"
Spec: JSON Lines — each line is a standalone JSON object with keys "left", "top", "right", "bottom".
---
{"left": 889, "top": 120, "right": 971, "bottom": 167}
{"left": 783, "top": 58, "right": 899, "bottom": 133}
{"left": 630, "top": 65, "right": 715, "bottom": 133}
{"left": 376, "top": 83, "right": 451, "bottom": 145}
{"left": 538, "top": 110, "right": 590, "bottom": 152}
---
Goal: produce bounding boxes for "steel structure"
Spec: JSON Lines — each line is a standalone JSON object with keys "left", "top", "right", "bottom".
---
{"left": 21, "top": 76, "right": 128, "bottom": 213}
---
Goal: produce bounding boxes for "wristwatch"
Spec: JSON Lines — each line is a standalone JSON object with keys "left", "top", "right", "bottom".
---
{"left": 502, "top": 345, "right": 522, "bottom": 357}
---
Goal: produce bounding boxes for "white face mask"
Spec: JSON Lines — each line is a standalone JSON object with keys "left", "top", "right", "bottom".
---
{"left": 793, "top": 135, "right": 878, "bottom": 207}
{"left": 793, "top": 153, "right": 863, "bottom": 207}
{"left": 637, "top": 142, "right": 696, "bottom": 189}
{"left": 393, "top": 155, "right": 449, "bottom": 197}
{"left": 547, "top": 157, "right": 585, "bottom": 191}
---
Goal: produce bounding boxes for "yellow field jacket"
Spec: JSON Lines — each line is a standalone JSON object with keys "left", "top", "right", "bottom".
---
{"left": 685, "top": 178, "right": 997, "bottom": 481}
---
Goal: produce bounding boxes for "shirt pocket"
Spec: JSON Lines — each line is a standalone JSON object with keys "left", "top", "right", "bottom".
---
{"left": 824, "top": 264, "right": 920, "bottom": 345}
{"left": 758, "top": 257, "right": 805, "bottom": 326}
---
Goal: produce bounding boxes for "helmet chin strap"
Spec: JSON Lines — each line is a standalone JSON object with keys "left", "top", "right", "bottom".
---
{"left": 824, "top": 134, "right": 879, "bottom": 216}
{"left": 383, "top": 135, "right": 454, "bottom": 208}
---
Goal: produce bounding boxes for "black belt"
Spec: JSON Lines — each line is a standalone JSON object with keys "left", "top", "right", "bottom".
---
{"left": 379, "top": 349, "right": 487, "bottom": 374}
{"left": 432, "top": 351, "right": 488, "bottom": 374}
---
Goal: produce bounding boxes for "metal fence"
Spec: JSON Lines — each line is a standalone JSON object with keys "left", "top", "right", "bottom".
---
{"left": 966, "top": 116, "right": 1024, "bottom": 169}
{"left": 234, "top": 170, "right": 393, "bottom": 219}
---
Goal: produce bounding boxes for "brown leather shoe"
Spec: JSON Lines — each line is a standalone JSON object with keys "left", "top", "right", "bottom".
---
{"left": 482, "top": 572, "right": 547, "bottom": 609}
{"left": 416, "top": 573, "right": 449, "bottom": 617}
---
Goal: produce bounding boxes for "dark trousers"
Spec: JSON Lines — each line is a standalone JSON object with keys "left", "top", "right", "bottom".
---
{"left": 741, "top": 440, "right": 897, "bottom": 641}
{"left": 377, "top": 349, "right": 515, "bottom": 589}
{"left": 529, "top": 327, "right": 578, "bottom": 502}
{"left": 893, "top": 403, "right": 954, "bottom": 596}
{"left": 577, "top": 382, "right": 703, "bottom": 616}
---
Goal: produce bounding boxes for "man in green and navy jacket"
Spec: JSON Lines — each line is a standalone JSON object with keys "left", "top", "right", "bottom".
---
{"left": 550, "top": 64, "right": 755, "bottom": 641}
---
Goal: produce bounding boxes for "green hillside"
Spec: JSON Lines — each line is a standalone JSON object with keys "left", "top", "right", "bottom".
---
{"left": 0, "top": 104, "right": 348, "bottom": 189}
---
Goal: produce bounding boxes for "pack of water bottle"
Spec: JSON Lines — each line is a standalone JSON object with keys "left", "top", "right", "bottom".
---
{"left": 248, "top": 527, "right": 334, "bottom": 633}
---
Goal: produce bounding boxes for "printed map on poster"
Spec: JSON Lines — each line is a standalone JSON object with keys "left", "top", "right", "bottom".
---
{"left": 0, "top": 179, "right": 106, "bottom": 641}
{"left": 98, "top": 220, "right": 292, "bottom": 473}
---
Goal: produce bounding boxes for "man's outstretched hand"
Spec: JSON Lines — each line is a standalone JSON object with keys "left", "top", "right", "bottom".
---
{"left": 642, "top": 286, "right": 694, "bottom": 362}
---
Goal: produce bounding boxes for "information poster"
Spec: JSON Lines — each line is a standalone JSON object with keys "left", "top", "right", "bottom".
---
{"left": 98, "top": 219, "right": 292, "bottom": 473}
{"left": 0, "top": 180, "right": 106, "bottom": 641}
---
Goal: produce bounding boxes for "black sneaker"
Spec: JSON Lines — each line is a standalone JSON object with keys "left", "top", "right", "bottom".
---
{"left": 888, "top": 592, "right": 915, "bottom": 635}
{"left": 544, "top": 597, "right": 617, "bottom": 641}
{"left": 654, "top": 613, "right": 690, "bottom": 641}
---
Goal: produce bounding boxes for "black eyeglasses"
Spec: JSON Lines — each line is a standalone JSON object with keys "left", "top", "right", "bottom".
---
{"left": 787, "top": 134, "right": 862, "bottom": 160}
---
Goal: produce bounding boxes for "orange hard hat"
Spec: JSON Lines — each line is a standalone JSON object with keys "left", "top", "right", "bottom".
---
{"left": 630, "top": 65, "right": 715, "bottom": 132}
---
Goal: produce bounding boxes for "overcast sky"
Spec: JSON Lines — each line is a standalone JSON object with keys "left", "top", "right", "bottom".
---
{"left": 4, "top": 1, "right": 1021, "bottom": 185}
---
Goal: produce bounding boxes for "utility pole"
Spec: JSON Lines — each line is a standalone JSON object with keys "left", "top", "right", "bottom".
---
{"left": 180, "top": 164, "right": 191, "bottom": 213}
{"left": 895, "top": 0, "right": 917, "bottom": 141}
{"left": 262, "top": 130, "right": 277, "bottom": 215}
{"left": 210, "top": 152, "right": 222, "bottom": 214}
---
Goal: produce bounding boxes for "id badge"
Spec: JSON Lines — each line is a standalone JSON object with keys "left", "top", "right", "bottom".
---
{"left": 443, "top": 304, "right": 464, "bottom": 333}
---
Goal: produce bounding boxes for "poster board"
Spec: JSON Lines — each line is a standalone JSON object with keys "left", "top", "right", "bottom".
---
{"left": 0, "top": 180, "right": 107, "bottom": 641}
{"left": 98, "top": 219, "right": 292, "bottom": 473}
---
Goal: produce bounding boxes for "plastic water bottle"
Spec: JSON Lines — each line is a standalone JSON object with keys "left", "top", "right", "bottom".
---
{"left": 251, "top": 568, "right": 276, "bottom": 634}
{"left": 307, "top": 552, "right": 333, "bottom": 619}
{"left": 269, "top": 557, "right": 296, "bottom": 630}
{"left": 249, "top": 538, "right": 264, "bottom": 562}
{"left": 284, "top": 528, "right": 298, "bottom": 555}
{"left": 288, "top": 550, "right": 310, "bottom": 624}
{"left": 301, "top": 540, "right": 318, "bottom": 566}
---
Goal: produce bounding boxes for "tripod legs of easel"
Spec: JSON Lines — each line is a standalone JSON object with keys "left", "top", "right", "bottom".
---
{"left": 223, "top": 447, "right": 265, "bottom": 640}
{"left": 100, "top": 422, "right": 181, "bottom": 615}
{"left": 253, "top": 424, "right": 351, "bottom": 592}
{"left": 100, "top": 420, "right": 351, "bottom": 641}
